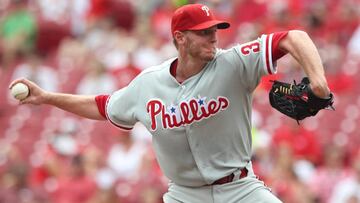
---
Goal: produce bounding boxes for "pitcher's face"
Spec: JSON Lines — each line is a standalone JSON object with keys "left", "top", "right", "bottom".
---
{"left": 183, "top": 26, "right": 218, "bottom": 61}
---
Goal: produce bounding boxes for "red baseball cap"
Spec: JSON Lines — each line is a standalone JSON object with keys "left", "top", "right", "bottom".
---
{"left": 171, "top": 4, "right": 230, "bottom": 36}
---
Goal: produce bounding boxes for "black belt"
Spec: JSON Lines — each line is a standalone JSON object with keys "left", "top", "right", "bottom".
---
{"left": 212, "top": 168, "right": 248, "bottom": 185}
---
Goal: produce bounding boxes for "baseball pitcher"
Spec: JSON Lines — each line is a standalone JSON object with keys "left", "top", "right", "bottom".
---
{"left": 10, "top": 3, "right": 333, "bottom": 203}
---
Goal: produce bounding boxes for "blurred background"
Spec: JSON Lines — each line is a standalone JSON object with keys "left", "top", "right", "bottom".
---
{"left": 0, "top": 0, "right": 360, "bottom": 202}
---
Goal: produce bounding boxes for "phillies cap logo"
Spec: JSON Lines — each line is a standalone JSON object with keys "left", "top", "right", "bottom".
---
{"left": 201, "top": 5, "right": 210, "bottom": 16}
{"left": 171, "top": 4, "right": 230, "bottom": 35}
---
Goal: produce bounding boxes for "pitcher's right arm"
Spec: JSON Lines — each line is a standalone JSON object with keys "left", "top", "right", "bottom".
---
{"left": 9, "top": 78, "right": 105, "bottom": 120}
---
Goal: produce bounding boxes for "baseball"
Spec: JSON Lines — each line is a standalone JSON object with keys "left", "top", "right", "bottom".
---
{"left": 11, "top": 83, "right": 30, "bottom": 100}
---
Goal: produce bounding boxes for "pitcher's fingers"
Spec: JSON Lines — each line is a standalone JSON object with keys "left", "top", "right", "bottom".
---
{"left": 19, "top": 97, "right": 32, "bottom": 105}
{"left": 9, "top": 78, "right": 28, "bottom": 89}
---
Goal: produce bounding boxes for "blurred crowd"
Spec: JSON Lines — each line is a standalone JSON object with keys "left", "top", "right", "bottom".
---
{"left": 0, "top": 0, "right": 360, "bottom": 202}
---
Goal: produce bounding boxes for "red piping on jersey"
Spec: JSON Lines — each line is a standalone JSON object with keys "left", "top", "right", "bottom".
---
{"left": 170, "top": 59, "right": 178, "bottom": 77}
{"left": 95, "top": 95, "right": 133, "bottom": 130}
{"left": 108, "top": 121, "right": 133, "bottom": 130}
{"left": 265, "top": 31, "right": 289, "bottom": 74}
{"left": 170, "top": 59, "right": 183, "bottom": 84}
{"left": 265, "top": 34, "right": 272, "bottom": 74}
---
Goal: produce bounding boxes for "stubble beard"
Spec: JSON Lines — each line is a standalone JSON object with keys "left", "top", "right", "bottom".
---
{"left": 189, "top": 44, "right": 215, "bottom": 62}
{"left": 202, "top": 47, "right": 216, "bottom": 62}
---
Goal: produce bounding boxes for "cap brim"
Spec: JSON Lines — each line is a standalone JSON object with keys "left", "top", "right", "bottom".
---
{"left": 189, "top": 20, "right": 230, "bottom": 31}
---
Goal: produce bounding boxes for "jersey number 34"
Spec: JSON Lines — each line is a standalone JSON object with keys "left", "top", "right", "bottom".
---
{"left": 241, "top": 42, "right": 260, "bottom": 55}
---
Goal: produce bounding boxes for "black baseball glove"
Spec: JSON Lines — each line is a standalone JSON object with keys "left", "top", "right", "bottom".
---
{"left": 269, "top": 77, "right": 334, "bottom": 123}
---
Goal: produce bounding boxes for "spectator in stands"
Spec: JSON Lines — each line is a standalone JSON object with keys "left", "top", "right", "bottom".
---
{"left": 51, "top": 155, "right": 97, "bottom": 203}
{"left": 85, "top": 0, "right": 110, "bottom": 29}
{"left": 111, "top": 52, "right": 142, "bottom": 89}
{"left": 81, "top": 145, "right": 104, "bottom": 177}
{"left": 82, "top": 17, "right": 132, "bottom": 69}
{"left": 134, "top": 148, "right": 167, "bottom": 203}
{"left": 0, "top": 162, "right": 29, "bottom": 203}
{"left": 106, "top": 130, "right": 147, "bottom": 181}
{"left": 308, "top": 144, "right": 351, "bottom": 202}
{"left": 107, "top": 0, "right": 135, "bottom": 32}
{"left": 10, "top": 51, "right": 59, "bottom": 92}
{"left": 271, "top": 119, "right": 322, "bottom": 164}
{"left": 0, "top": 0, "right": 10, "bottom": 14}
{"left": 330, "top": 150, "right": 360, "bottom": 203}
{"left": 267, "top": 144, "right": 315, "bottom": 203}
{"left": 87, "top": 183, "right": 119, "bottom": 203}
{"left": 76, "top": 58, "right": 116, "bottom": 95}
{"left": 136, "top": 184, "right": 165, "bottom": 203}
{"left": 114, "top": 145, "right": 166, "bottom": 203}
{"left": 0, "top": 0, "right": 37, "bottom": 69}
{"left": 131, "top": 36, "right": 164, "bottom": 70}
{"left": 348, "top": 24, "right": 360, "bottom": 58}
{"left": 31, "top": 0, "right": 71, "bottom": 24}
{"left": 0, "top": 146, "right": 49, "bottom": 202}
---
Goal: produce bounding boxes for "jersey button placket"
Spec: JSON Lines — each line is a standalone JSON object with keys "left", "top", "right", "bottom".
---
{"left": 180, "top": 85, "right": 186, "bottom": 99}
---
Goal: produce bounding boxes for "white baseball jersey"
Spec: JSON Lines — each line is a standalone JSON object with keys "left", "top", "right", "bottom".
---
{"left": 97, "top": 32, "right": 287, "bottom": 187}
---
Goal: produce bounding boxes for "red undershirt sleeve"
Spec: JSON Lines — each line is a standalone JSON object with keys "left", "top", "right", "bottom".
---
{"left": 271, "top": 31, "right": 289, "bottom": 61}
{"left": 95, "top": 95, "right": 109, "bottom": 119}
